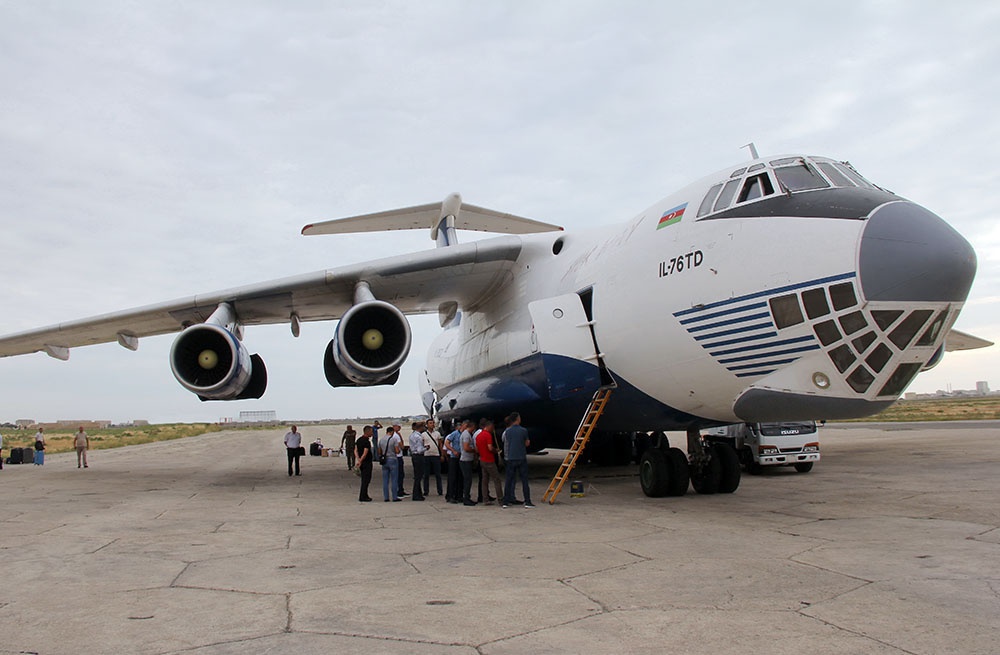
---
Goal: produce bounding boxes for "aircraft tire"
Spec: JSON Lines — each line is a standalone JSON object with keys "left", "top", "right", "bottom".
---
{"left": 794, "top": 462, "right": 814, "bottom": 473}
{"left": 639, "top": 449, "right": 670, "bottom": 497}
{"left": 665, "top": 447, "right": 689, "bottom": 496}
{"left": 633, "top": 432, "right": 652, "bottom": 464}
{"left": 690, "top": 452, "right": 721, "bottom": 495}
{"left": 714, "top": 442, "right": 741, "bottom": 493}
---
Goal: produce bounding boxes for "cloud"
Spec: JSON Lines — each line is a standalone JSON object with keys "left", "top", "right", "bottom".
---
{"left": 1, "top": 3, "right": 997, "bottom": 421}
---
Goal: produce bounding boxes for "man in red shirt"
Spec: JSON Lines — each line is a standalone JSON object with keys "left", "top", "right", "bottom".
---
{"left": 475, "top": 419, "right": 503, "bottom": 505}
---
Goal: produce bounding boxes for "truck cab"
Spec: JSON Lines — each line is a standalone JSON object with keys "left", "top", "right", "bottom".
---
{"left": 707, "top": 421, "right": 820, "bottom": 474}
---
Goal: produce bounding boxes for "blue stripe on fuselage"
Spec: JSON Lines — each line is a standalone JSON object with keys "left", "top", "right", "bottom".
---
{"left": 432, "top": 353, "right": 714, "bottom": 449}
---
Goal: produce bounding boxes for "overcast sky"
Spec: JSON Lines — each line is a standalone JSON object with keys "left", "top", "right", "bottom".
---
{"left": 1, "top": 1, "right": 997, "bottom": 424}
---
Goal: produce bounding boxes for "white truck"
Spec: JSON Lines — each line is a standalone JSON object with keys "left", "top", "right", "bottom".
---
{"left": 707, "top": 421, "right": 820, "bottom": 474}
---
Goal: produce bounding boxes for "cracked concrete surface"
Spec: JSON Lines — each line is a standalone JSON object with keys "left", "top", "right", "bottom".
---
{"left": 1, "top": 421, "right": 998, "bottom": 654}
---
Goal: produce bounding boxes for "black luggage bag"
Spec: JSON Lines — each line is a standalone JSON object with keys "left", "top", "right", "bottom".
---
{"left": 9, "top": 447, "right": 23, "bottom": 465}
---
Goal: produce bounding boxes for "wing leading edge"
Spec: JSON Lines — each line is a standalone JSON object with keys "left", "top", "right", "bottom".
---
{"left": 301, "top": 200, "right": 563, "bottom": 237}
{"left": 0, "top": 236, "right": 523, "bottom": 359}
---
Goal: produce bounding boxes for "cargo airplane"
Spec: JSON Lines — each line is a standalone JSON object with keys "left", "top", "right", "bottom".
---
{"left": 0, "top": 154, "right": 989, "bottom": 497}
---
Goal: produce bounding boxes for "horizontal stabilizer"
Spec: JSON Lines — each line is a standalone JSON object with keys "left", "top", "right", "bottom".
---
{"left": 302, "top": 200, "right": 563, "bottom": 237}
{"left": 945, "top": 329, "right": 994, "bottom": 351}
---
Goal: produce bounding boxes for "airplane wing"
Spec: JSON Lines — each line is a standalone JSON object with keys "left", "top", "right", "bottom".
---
{"left": 944, "top": 329, "right": 994, "bottom": 352}
{"left": 301, "top": 201, "right": 563, "bottom": 236}
{"left": 0, "top": 236, "right": 523, "bottom": 359}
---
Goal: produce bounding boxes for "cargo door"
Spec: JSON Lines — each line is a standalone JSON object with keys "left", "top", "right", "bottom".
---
{"left": 528, "top": 293, "right": 606, "bottom": 400}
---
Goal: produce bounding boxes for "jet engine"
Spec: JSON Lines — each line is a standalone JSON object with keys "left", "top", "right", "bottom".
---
{"left": 325, "top": 298, "right": 411, "bottom": 387}
{"left": 169, "top": 304, "right": 267, "bottom": 401}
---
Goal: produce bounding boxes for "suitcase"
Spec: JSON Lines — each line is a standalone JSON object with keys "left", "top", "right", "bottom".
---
{"left": 309, "top": 442, "right": 322, "bottom": 456}
{"left": 34, "top": 450, "right": 44, "bottom": 465}
{"left": 10, "top": 447, "right": 23, "bottom": 465}
{"left": 22, "top": 448, "right": 34, "bottom": 464}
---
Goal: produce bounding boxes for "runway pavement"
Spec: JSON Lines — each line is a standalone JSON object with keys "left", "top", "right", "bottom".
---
{"left": 1, "top": 421, "right": 998, "bottom": 654}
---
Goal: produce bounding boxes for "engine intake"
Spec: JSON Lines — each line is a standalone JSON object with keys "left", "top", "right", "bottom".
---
{"left": 170, "top": 323, "right": 267, "bottom": 401}
{"left": 325, "top": 300, "right": 411, "bottom": 386}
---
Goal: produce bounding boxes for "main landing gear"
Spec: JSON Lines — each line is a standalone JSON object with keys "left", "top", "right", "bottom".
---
{"left": 639, "top": 428, "right": 741, "bottom": 497}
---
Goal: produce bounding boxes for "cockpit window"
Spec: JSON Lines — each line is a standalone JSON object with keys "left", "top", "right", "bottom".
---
{"left": 695, "top": 156, "right": 883, "bottom": 219}
{"left": 713, "top": 179, "right": 740, "bottom": 212}
{"left": 698, "top": 183, "right": 723, "bottom": 217}
{"left": 773, "top": 161, "right": 829, "bottom": 192}
{"left": 738, "top": 174, "right": 774, "bottom": 203}
{"left": 818, "top": 162, "right": 853, "bottom": 187}
{"left": 834, "top": 163, "right": 874, "bottom": 189}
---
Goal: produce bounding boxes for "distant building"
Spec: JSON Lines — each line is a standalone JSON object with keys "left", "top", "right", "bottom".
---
{"left": 238, "top": 410, "right": 277, "bottom": 423}
{"left": 976, "top": 381, "right": 990, "bottom": 395}
{"left": 40, "top": 420, "right": 112, "bottom": 430}
{"left": 16, "top": 419, "right": 35, "bottom": 429}
{"left": 131, "top": 420, "right": 150, "bottom": 426}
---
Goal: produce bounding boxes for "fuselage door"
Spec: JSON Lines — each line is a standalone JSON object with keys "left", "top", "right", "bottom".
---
{"left": 528, "top": 293, "right": 600, "bottom": 362}
{"left": 528, "top": 293, "right": 606, "bottom": 400}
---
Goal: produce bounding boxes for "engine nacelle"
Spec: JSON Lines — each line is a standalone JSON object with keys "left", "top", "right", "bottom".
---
{"left": 170, "top": 323, "right": 267, "bottom": 401}
{"left": 325, "top": 300, "right": 411, "bottom": 387}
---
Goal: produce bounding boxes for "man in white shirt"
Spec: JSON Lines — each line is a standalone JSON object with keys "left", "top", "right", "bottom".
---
{"left": 408, "top": 422, "right": 427, "bottom": 501}
{"left": 422, "top": 419, "right": 444, "bottom": 497}
{"left": 284, "top": 425, "right": 303, "bottom": 477}
{"left": 393, "top": 423, "right": 408, "bottom": 497}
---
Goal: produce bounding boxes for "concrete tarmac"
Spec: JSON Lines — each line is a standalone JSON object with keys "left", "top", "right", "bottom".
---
{"left": 1, "top": 422, "right": 998, "bottom": 655}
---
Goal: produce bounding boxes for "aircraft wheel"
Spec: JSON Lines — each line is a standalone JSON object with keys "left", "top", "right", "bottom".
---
{"left": 794, "top": 462, "right": 814, "bottom": 473}
{"left": 715, "top": 443, "right": 741, "bottom": 493}
{"left": 639, "top": 449, "right": 670, "bottom": 497}
{"left": 665, "top": 447, "right": 689, "bottom": 496}
{"left": 690, "top": 452, "right": 721, "bottom": 495}
{"left": 633, "top": 432, "right": 652, "bottom": 464}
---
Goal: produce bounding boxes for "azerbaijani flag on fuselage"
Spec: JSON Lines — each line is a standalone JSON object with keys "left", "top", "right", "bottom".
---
{"left": 657, "top": 203, "right": 687, "bottom": 229}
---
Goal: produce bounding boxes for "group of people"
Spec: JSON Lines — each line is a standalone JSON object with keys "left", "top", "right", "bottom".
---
{"left": 282, "top": 415, "right": 535, "bottom": 510}
{"left": 351, "top": 414, "right": 534, "bottom": 508}
{"left": 0, "top": 426, "right": 92, "bottom": 469}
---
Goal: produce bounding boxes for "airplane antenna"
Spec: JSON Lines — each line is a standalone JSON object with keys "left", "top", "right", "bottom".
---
{"left": 743, "top": 142, "right": 760, "bottom": 159}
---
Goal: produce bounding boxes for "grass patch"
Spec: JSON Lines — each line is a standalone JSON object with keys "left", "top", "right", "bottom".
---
{"left": 837, "top": 396, "right": 1000, "bottom": 422}
{"left": 2, "top": 424, "right": 225, "bottom": 454}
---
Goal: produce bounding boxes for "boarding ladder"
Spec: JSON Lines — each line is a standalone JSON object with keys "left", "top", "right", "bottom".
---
{"left": 543, "top": 385, "right": 615, "bottom": 504}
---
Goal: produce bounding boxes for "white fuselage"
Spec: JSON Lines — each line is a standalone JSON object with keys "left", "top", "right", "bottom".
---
{"left": 423, "top": 155, "right": 975, "bottom": 439}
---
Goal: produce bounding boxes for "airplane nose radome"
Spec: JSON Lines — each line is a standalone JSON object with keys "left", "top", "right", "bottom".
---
{"left": 859, "top": 202, "right": 977, "bottom": 302}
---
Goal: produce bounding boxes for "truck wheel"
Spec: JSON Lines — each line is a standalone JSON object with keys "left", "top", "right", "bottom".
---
{"left": 715, "top": 443, "right": 741, "bottom": 493}
{"left": 666, "top": 447, "right": 689, "bottom": 496}
{"left": 690, "top": 453, "right": 721, "bottom": 494}
{"left": 742, "top": 447, "right": 762, "bottom": 475}
{"left": 794, "top": 462, "right": 814, "bottom": 473}
{"left": 639, "top": 449, "right": 670, "bottom": 497}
